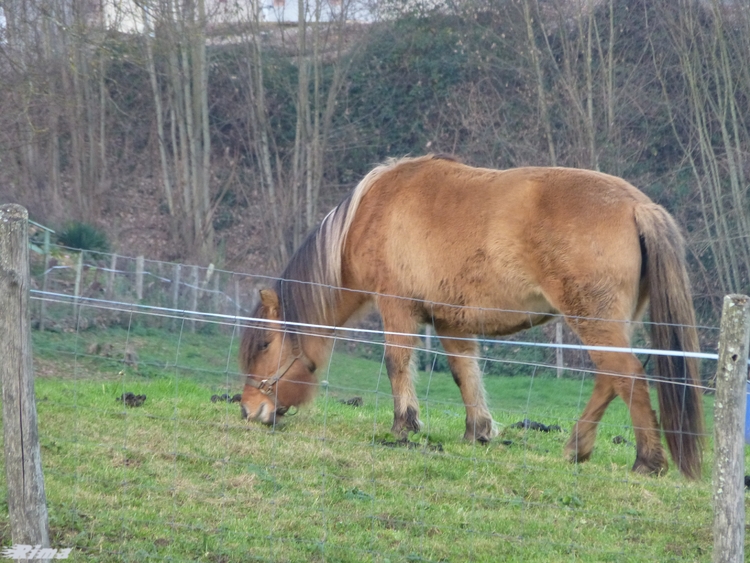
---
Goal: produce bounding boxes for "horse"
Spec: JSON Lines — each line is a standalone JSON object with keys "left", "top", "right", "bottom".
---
{"left": 239, "top": 154, "right": 704, "bottom": 479}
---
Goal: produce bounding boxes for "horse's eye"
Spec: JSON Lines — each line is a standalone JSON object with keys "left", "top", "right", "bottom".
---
{"left": 261, "top": 341, "right": 270, "bottom": 351}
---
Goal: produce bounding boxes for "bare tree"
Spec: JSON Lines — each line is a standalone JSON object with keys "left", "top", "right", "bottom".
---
{"left": 653, "top": 0, "right": 750, "bottom": 296}
{"left": 140, "top": 0, "right": 214, "bottom": 261}
{"left": 0, "top": 0, "right": 112, "bottom": 222}
{"left": 223, "top": 0, "right": 368, "bottom": 270}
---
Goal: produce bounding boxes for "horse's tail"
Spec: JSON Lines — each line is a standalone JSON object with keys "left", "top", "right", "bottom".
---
{"left": 634, "top": 203, "right": 704, "bottom": 479}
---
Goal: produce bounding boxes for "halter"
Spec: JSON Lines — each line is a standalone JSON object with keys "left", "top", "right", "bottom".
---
{"left": 244, "top": 332, "right": 316, "bottom": 400}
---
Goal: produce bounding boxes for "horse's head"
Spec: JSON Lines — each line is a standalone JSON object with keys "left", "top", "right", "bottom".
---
{"left": 240, "top": 289, "right": 317, "bottom": 425}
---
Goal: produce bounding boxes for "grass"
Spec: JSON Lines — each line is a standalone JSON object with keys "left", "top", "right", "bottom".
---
{"left": 0, "top": 325, "right": 744, "bottom": 562}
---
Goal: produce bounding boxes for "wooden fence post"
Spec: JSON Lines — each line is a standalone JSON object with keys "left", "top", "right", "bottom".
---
{"left": 713, "top": 293, "right": 750, "bottom": 563}
{"left": 105, "top": 253, "right": 117, "bottom": 300}
{"left": 211, "top": 271, "right": 221, "bottom": 332}
{"left": 234, "top": 276, "right": 241, "bottom": 322}
{"left": 73, "top": 251, "right": 84, "bottom": 323}
{"left": 171, "top": 263, "right": 181, "bottom": 331}
{"left": 190, "top": 265, "right": 199, "bottom": 333}
{"left": 135, "top": 255, "right": 144, "bottom": 301}
{"left": 556, "top": 320, "right": 564, "bottom": 378}
{"left": 0, "top": 204, "right": 51, "bottom": 551}
{"left": 39, "top": 230, "right": 51, "bottom": 331}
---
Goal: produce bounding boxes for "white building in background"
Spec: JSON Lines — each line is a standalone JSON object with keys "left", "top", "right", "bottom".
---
{"left": 101, "top": 0, "right": 372, "bottom": 34}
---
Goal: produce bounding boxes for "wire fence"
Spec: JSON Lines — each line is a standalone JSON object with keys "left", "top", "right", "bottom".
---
{"left": 2, "top": 242, "right": 746, "bottom": 562}
{"left": 29, "top": 244, "right": 726, "bottom": 380}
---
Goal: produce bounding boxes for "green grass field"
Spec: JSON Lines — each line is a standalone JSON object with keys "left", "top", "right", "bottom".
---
{"left": 0, "top": 326, "right": 745, "bottom": 562}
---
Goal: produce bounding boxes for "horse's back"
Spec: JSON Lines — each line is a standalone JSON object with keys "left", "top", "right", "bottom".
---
{"left": 342, "top": 157, "right": 650, "bottom": 332}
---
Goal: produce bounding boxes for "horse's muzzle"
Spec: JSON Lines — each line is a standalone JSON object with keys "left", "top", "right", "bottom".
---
{"left": 240, "top": 401, "right": 287, "bottom": 424}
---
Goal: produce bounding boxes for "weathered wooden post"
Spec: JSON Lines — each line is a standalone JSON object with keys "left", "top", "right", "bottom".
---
{"left": 190, "top": 265, "right": 199, "bottom": 333}
{"left": 105, "top": 253, "right": 117, "bottom": 300}
{"left": 135, "top": 255, "right": 145, "bottom": 301}
{"left": 38, "top": 229, "right": 51, "bottom": 331}
{"left": 556, "top": 320, "right": 564, "bottom": 378}
{"left": 73, "top": 251, "right": 84, "bottom": 323}
{"left": 211, "top": 271, "right": 222, "bottom": 333}
{"left": 713, "top": 294, "right": 750, "bottom": 563}
{"left": 0, "top": 204, "right": 51, "bottom": 552}
{"left": 233, "top": 276, "right": 241, "bottom": 322}
{"left": 171, "top": 263, "right": 182, "bottom": 331}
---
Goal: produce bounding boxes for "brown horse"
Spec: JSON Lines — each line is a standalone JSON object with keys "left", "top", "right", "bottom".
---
{"left": 240, "top": 155, "right": 704, "bottom": 479}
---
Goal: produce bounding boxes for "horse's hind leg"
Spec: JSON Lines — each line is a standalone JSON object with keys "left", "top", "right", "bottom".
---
{"left": 565, "top": 375, "right": 616, "bottom": 463}
{"left": 565, "top": 327, "right": 666, "bottom": 475}
{"left": 436, "top": 327, "right": 497, "bottom": 443}
{"left": 611, "top": 365, "right": 667, "bottom": 475}
{"left": 378, "top": 298, "right": 422, "bottom": 438}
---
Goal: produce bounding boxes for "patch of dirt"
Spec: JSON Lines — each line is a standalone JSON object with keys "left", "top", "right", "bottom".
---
{"left": 377, "top": 438, "right": 444, "bottom": 452}
{"left": 509, "top": 419, "right": 562, "bottom": 433}
{"left": 338, "top": 396, "right": 363, "bottom": 407}
{"left": 112, "top": 451, "right": 143, "bottom": 468}
{"left": 117, "top": 392, "right": 147, "bottom": 407}
{"left": 612, "top": 435, "right": 635, "bottom": 447}
{"left": 211, "top": 393, "right": 242, "bottom": 403}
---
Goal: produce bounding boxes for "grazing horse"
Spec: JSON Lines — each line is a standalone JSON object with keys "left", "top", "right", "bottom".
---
{"left": 240, "top": 155, "right": 704, "bottom": 479}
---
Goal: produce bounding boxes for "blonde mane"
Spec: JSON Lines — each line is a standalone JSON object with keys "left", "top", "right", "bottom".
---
{"left": 275, "top": 156, "right": 417, "bottom": 327}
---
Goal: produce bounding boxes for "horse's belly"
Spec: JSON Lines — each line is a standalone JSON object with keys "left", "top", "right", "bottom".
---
{"left": 426, "top": 287, "right": 558, "bottom": 336}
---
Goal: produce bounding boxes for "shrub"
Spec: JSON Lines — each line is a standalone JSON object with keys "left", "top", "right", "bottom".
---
{"left": 57, "top": 221, "right": 110, "bottom": 253}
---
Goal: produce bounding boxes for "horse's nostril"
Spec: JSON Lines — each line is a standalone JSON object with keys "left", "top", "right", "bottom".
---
{"left": 240, "top": 404, "right": 248, "bottom": 419}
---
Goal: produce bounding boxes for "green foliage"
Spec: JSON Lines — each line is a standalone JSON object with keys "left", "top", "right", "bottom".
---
{"left": 338, "top": 12, "right": 481, "bottom": 173}
{"left": 30, "top": 0, "right": 746, "bottom": 325}
{"left": 57, "top": 221, "right": 110, "bottom": 253}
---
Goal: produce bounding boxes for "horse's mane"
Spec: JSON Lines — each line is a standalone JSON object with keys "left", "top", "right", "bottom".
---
{"left": 274, "top": 156, "right": 433, "bottom": 328}
{"left": 242, "top": 156, "right": 442, "bottom": 369}
{"left": 240, "top": 155, "right": 443, "bottom": 370}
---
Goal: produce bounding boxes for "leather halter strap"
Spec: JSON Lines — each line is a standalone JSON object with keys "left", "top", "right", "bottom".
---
{"left": 245, "top": 333, "right": 315, "bottom": 398}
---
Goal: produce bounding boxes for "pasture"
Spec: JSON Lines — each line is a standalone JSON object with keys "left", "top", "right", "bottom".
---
{"left": 0, "top": 325, "right": 742, "bottom": 561}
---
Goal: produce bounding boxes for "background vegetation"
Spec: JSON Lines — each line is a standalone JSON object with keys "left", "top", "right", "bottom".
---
{"left": 1, "top": 0, "right": 750, "bottom": 325}
{"left": 3, "top": 2, "right": 749, "bottom": 558}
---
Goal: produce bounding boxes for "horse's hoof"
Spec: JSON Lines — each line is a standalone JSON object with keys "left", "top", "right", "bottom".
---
{"left": 632, "top": 456, "right": 668, "bottom": 477}
{"left": 391, "top": 406, "right": 422, "bottom": 437}
{"left": 464, "top": 430, "right": 491, "bottom": 444}
{"left": 464, "top": 418, "right": 497, "bottom": 444}
{"left": 390, "top": 420, "right": 410, "bottom": 439}
{"left": 564, "top": 447, "right": 592, "bottom": 464}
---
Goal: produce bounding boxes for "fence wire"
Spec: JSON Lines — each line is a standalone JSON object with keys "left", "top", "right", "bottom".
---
{"left": 14, "top": 247, "right": 731, "bottom": 562}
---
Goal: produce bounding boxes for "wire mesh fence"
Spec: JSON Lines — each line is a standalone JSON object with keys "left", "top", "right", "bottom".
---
{"left": 2, "top": 245, "right": 743, "bottom": 561}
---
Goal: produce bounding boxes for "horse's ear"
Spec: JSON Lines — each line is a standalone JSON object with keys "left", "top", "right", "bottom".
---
{"left": 259, "top": 289, "right": 280, "bottom": 319}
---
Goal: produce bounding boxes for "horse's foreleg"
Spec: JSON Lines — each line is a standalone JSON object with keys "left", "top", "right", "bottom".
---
{"left": 437, "top": 329, "right": 497, "bottom": 443}
{"left": 383, "top": 342, "right": 421, "bottom": 438}
{"left": 379, "top": 300, "right": 422, "bottom": 438}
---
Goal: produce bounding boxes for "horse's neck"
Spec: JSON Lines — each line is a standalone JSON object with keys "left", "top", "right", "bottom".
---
{"left": 301, "top": 288, "right": 369, "bottom": 372}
